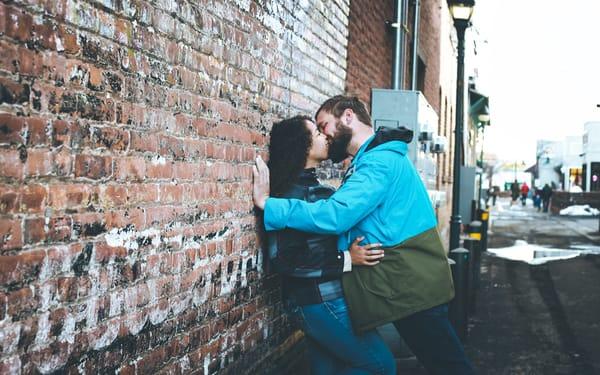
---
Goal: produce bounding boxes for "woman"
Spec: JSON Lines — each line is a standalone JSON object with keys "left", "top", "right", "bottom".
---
{"left": 262, "top": 115, "right": 396, "bottom": 374}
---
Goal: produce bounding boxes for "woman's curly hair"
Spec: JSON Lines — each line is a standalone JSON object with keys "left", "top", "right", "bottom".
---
{"left": 268, "top": 115, "right": 313, "bottom": 197}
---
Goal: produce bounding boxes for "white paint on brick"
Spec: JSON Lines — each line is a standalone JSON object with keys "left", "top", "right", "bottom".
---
{"left": 109, "top": 290, "right": 124, "bottom": 317}
{"left": 38, "top": 282, "right": 56, "bottom": 312}
{"left": 0, "top": 321, "right": 21, "bottom": 354}
{"left": 180, "top": 355, "right": 191, "bottom": 373}
{"left": 220, "top": 262, "right": 237, "bottom": 296}
{"left": 85, "top": 297, "right": 98, "bottom": 329}
{"left": 38, "top": 252, "right": 52, "bottom": 282}
{"left": 203, "top": 353, "right": 210, "bottom": 375}
{"left": 36, "top": 348, "right": 68, "bottom": 374}
{"left": 125, "top": 311, "right": 148, "bottom": 335}
{"left": 34, "top": 312, "right": 51, "bottom": 347}
{"left": 152, "top": 155, "right": 167, "bottom": 165}
{"left": 105, "top": 227, "right": 161, "bottom": 251}
{"left": 171, "top": 292, "right": 191, "bottom": 316}
{"left": 240, "top": 256, "right": 248, "bottom": 288}
{"left": 149, "top": 301, "right": 170, "bottom": 325}
{"left": 92, "top": 319, "right": 120, "bottom": 350}
{"left": 1, "top": 355, "right": 21, "bottom": 374}
{"left": 59, "top": 314, "right": 76, "bottom": 344}
{"left": 192, "top": 271, "right": 211, "bottom": 306}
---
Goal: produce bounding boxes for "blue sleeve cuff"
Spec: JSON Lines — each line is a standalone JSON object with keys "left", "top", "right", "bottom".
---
{"left": 264, "top": 197, "right": 289, "bottom": 231}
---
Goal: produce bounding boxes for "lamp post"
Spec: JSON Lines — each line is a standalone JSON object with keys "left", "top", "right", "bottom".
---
{"left": 448, "top": 0, "right": 475, "bottom": 251}
{"left": 477, "top": 107, "right": 490, "bottom": 209}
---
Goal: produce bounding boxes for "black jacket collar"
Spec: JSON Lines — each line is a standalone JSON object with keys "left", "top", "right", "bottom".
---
{"left": 364, "top": 126, "right": 413, "bottom": 153}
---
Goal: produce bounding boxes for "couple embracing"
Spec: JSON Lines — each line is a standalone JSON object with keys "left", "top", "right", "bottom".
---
{"left": 252, "top": 96, "right": 474, "bottom": 375}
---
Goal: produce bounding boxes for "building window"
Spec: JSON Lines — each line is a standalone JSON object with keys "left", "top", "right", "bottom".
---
{"left": 416, "top": 56, "right": 426, "bottom": 93}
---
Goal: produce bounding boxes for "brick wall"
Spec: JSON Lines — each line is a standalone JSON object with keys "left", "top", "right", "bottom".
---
{"left": 412, "top": 0, "right": 441, "bottom": 113}
{"left": 0, "top": 0, "right": 349, "bottom": 373}
{"left": 345, "top": 0, "right": 394, "bottom": 107}
{"left": 345, "top": 0, "right": 456, "bottom": 246}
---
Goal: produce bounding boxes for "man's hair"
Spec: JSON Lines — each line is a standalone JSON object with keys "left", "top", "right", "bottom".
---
{"left": 315, "top": 95, "right": 372, "bottom": 126}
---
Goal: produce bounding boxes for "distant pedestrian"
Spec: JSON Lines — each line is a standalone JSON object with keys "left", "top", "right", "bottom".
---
{"left": 520, "top": 182, "right": 530, "bottom": 206}
{"left": 486, "top": 186, "right": 498, "bottom": 207}
{"left": 541, "top": 184, "right": 553, "bottom": 213}
{"left": 533, "top": 188, "right": 542, "bottom": 212}
{"left": 510, "top": 180, "right": 520, "bottom": 205}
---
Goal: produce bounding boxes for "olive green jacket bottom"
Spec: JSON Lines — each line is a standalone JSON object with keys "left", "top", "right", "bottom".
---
{"left": 342, "top": 227, "right": 454, "bottom": 334}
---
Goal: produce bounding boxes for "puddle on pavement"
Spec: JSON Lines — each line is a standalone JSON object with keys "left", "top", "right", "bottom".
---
{"left": 488, "top": 240, "right": 600, "bottom": 265}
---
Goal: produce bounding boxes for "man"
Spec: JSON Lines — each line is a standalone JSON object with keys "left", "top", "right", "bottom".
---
{"left": 510, "top": 180, "right": 520, "bottom": 206}
{"left": 253, "top": 96, "right": 474, "bottom": 374}
{"left": 541, "top": 183, "right": 553, "bottom": 213}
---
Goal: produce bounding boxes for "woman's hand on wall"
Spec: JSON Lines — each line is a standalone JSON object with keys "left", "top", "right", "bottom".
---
{"left": 253, "top": 156, "right": 270, "bottom": 210}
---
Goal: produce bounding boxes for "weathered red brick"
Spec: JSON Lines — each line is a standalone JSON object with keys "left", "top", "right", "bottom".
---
{"left": 0, "top": 113, "right": 25, "bottom": 144}
{"left": 0, "top": 185, "right": 18, "bottom": 214}
{"left": 52, "top": 147, "right": 73, "bottom": 177}
{"left": 0, "top": 218, "right": 22, "bottom": 251}
{"left": 4, "top": 5, "right": 33, "bottom": 42}
{"left": 23, "top": 217, "right": 45, "bottom": 244}
{"left": 47, "top": 216, "right": 72, "bottom": 242}
{"left": 0, "top": 76, "right": 30, "bottom": 105}
{"left": 74, "top": 154, "right": 112, "bottom": 180}
{"left": 58, "top": 24, "right": 80, "bottom": 54}
{"left": 91, "top": 126, "right": 130, "bottom": 151}
{"left": 48, "top": 183, "right": 95, "bottom": 209}
{"left": 25, "top": 148, "right": 54, "bottom": 177}
{"left": 113, "top": 156, "right": 145, "bottom": 182}
{"left": 6, "top": 285, "right": 37, "bottom": 319}
{"left": 0, "top": 249, "right": 45, "bottom": 287}
{"left": 20, "top": 184, "right": 46, "bottom": 213}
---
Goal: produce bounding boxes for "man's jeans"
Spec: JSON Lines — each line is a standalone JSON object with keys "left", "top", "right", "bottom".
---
{"left": 394, "top": 303, "right": 475, "bottom": 375}
{"left": 290, "top": 297, "right": 396, "bottom": 375}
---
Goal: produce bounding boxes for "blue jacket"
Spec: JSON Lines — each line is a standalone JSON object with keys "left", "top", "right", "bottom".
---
{"left": 264, "top": 128, "right": 437, "bottom": 250}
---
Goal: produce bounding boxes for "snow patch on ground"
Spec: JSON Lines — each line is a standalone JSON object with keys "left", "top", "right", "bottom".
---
{"left": 559, "top": 205, "right": 599, "bottom": 216}
{"left": 488, "top": 240, "right": 600, "bottom": 265}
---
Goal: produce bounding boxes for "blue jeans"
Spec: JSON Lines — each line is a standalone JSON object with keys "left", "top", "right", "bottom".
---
{"left": 393, "top": 303, "right": 475, "bottom": 375}
{"left": 290, "top": 297, "right": 396, "bottom": 375}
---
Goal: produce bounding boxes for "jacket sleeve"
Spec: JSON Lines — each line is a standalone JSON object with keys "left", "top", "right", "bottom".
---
{"left": 264, "top": 153, "right": 393, "bottom": 234}
{"left": 269, "top": 229, "right": 345, "bottom": 278}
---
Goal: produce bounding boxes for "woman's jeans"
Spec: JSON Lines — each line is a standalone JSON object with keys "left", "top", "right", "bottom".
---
{"left": 289, "top": 297, "right": 396, "bottom": 375}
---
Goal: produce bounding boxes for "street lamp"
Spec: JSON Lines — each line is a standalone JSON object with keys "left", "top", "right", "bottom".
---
{"left": 448, "top": 0, "right": 475, "bottom": 251}
{"left": 477, "top": 105, "right": 490, "bottom": 209}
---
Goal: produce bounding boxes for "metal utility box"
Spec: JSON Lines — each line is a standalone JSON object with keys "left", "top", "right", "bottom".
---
{"left": 371, "top": 89, "right": 446, "bottom": 207}
{"left": 459, "top": 166, "right": 476, "bottom": 223}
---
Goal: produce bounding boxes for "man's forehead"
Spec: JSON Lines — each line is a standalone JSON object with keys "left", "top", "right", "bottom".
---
{"left": 316, "top": 111, "right": 334, "bottom": 125}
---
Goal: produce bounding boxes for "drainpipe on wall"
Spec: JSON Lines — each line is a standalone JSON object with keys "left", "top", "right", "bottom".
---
{"left": 391, "top": 0, "right": 404, "bottom": 90}
{"left": 411, "top": 0, "right": 421, "bottom": 91}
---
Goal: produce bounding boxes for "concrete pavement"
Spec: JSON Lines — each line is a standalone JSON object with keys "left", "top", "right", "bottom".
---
{"left": 464, "top": 198, "right": 600, "bottom": 374}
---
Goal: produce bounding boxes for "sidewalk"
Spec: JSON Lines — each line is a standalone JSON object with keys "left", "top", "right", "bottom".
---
{"left": 465, "top": 197, "right": 600, "bottom": 374}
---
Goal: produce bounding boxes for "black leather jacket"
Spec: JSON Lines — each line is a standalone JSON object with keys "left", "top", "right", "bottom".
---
{"left": 268, "top": 169, "right": 345, "bottom": 306}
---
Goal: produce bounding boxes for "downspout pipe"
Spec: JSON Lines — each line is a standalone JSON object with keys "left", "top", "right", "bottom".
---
{"left": 402, "top": 0, "right": 409, "bottom": 87}
{"left": 411, "top": 0, "right": 421, "bottom": 91}
{"left": 391, "top": 0, "right": 404, "bottom": 90}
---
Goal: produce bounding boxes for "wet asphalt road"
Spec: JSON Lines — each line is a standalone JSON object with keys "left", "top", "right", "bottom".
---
{"left": 464, "top": 199, "right": 600, "bottom": 375}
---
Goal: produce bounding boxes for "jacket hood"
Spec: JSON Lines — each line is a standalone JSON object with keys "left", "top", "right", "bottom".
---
{"left": 364, "top": 126, "right": 413, "bottom": 154}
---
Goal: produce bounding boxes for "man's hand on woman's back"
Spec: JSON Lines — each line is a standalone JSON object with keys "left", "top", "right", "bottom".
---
{"left": 349, "top": 236, "right": 384, "bottom": 266}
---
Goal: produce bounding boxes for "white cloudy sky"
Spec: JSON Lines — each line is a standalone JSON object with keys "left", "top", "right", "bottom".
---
{"left": 469, "top": 0, "right": 600, "bottom": 164}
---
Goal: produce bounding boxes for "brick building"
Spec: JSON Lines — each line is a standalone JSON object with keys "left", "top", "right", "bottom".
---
{"left": 346, "top": 0, "right": 457, "bottom": 241}
{"left": 0, "top": 0, "right": 460, "bottom": 373}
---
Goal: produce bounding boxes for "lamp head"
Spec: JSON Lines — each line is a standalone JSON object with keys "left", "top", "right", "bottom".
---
{"left": 478, "top": 105, "right": 490, "bottom": 123}
{"left": 447, "top": 0, "right": 475, "bottom": 23}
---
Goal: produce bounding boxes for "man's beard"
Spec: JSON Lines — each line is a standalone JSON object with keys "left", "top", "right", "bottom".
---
{"left": 327, "top": 120, "right": 353, "bottom": 163}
